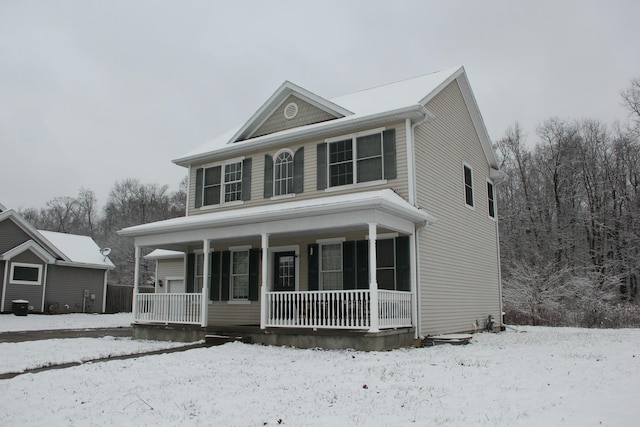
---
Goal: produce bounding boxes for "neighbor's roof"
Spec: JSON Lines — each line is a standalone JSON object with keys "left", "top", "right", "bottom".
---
{"left": 38, "top": 230, "right": 115, "bottom": 269}
{"left": 145, "top": 249, "right": 185, "bottom": 260}
{"left": 172, "top": 66, "right": 497, "bottom": 169}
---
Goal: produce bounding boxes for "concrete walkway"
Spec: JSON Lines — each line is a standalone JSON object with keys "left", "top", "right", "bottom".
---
{"left": 0, "top": 326, "right": 208, "bottom": 380}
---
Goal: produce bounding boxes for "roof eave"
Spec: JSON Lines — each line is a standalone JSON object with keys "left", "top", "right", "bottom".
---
{"left": 172, "top": 105, "right": 427, "bottom": 167}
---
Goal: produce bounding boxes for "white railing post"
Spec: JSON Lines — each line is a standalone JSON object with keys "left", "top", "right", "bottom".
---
{"left": 368, "top": 223, "right": 380, "bottom": 333}
{"left": 201, "top": 240, "right": 210, "bottom": 327}
{"left": 132, "top": 245, "right": 141, "bottom": 321}
{"left": 260, "top": 233, "right": 269, "bottom": 330}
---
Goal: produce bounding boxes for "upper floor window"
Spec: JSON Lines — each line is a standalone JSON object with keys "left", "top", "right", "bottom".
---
{"left": 264, "top": 148, "right": 304, "bottom": 198}
{"left": 463, "top": 163, "right": 474, "bottom": 208}
{"left": 10, "top": 262, "right": 43, "bottom": 285}
{"left": 274, "top": 151, "right": 294, "bottom": 196}
{"left": 487, "top": 181, "right": 496, "bottom": 218}
{"left": 194, "top": 158, "right": 252, "bottom": 208}
{"left": 317, "top": 128, "right": 396, "bottom": 190}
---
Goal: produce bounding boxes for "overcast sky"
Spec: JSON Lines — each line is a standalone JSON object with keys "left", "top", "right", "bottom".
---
{"left": 1, "top": 0, "right": 638, "bottom": 210}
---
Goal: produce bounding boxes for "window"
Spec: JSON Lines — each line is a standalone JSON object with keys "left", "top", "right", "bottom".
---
{"left": 328, "top": 131, "right": 383, "bottom": 187}
{"left": 274, "top": 151, "right": 293, "bottom": 196}
{"left": 195, "top": 158, "right": 251, "bottom": 208}
{"left": 487, "top": 181, "right": 496, "bottom": 218}
{"left": 320, "top": 243, "right": 342, "bottom": 290}
{"left": 376, "top": 239, "right": 396, "bottom": 290}
{"left": 463, "top": 164, "right": 474, "bottom": 207}
{"left": 194, "top": 253, "right": 204, "bottom": 292}
{"left": 10, "top": 262, "right": 43, "bottom": 285}
{"left": 231, "top": 250, "right": 250, "bottom": 300}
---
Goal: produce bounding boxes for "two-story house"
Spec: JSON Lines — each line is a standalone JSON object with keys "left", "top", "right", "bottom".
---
{"left": 119, "top": 66, "right": 505, "bottom": 350}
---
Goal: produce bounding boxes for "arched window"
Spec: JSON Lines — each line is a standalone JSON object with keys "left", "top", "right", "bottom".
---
{"left": 274, "top": 151, "right": 294, "bottom": 196}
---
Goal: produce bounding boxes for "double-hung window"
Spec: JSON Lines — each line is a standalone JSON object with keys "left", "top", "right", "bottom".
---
{"left": 10, "top": 262, "right": 43, "bottom": 285}
{"left": 487, "top": 181, "right": 496, "bottom": 218}
{"left": 274, "top": 151, "right": 294, "bottom": 196}
{"left": 231, "top": 250, "right": 250, "bottom": 300}
{"left": 320, "top": 243, "right": 343, "bottom": 290}
{"left": 376, "top": 239, "right": 396, "bottom": 290}
{"left": 196, "top": 158, "right": 251, "bottom": 208}
{"left": 327, "top": 130, "right": 384, "bottom": 187}
{"left": 463, "top": 163, "right": 474, "bottom": 207}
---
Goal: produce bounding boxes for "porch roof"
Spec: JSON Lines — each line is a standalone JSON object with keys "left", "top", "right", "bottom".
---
{"left": 119, "top": 189, "right": 434, "bottom": 248}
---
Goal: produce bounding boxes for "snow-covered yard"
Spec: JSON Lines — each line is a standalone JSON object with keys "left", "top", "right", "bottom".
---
{"left": 0, "top": 312, "right": 133, "bottom": 332}
{"left": 0, "top": 325, "right": 638, "bottom": 426}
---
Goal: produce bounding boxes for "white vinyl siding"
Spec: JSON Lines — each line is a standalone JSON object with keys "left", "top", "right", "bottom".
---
{"left": 415, "top": 79, "right": 501, "bottom": 336}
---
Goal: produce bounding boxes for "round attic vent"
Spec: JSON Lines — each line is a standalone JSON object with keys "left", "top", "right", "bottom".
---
{"left": 284, "top": 102, "right": 298, "bottom": 119}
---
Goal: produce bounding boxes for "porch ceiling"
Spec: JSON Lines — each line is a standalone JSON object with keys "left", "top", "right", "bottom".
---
{"left": 119, "top": 189, "right": 435, "bottom": 248}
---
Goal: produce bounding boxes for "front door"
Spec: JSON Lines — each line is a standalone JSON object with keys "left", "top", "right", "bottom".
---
{"left": 273, "top": 251, "right": 296, "bottom": 292}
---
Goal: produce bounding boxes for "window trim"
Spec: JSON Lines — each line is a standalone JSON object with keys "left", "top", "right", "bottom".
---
{"left": 273, "top": 149, "right": 294, "bottom": 197}
{"left": 463, "top": 162, "right": 475, "bottom": 209}
{"left": 198, "top": 156, "right": 245, "bottom": 209}
{"left": 487, "top": 179, "right": 496, "bottom": 220}
{"left": 229, "top": 245, "right": 251, "bottom": 302}
{"left": 325, "top": 127, "right": 386, "bottom": 189}
{"left": 10, "top": 262, "right": 43, "bottom": 285}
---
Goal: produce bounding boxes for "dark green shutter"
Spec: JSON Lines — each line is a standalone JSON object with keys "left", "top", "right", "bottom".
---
{"left": 395, "top": 236, "right": 411, "bottom": 291}
{"left": 293, "top": 147, "right": 304, "bottom": 193}
{"left": 343, "top": 241, "right": 356, "bottom": 290}
{"left": 356, "top": 240, "right": 369, "bottom": 289}
{"left": 383, "top": 129, "right": 397, "bottom": 180}
{"left": 317, "top": 143, "right": 327, "bottom": 190}
{"left": 308, "top": 243, "right": 319, "bottom": 291}
{"left": 264, "top": 155, "right": 273, "bottom": 198}
{"left": 194, "top": 168, "right": 203, "bottom": 208}
{"left": 186, "top": 253, "right": 195, "bottom": 293}
{"left": 210, "top": 251, "right": 221, "bottom": 301}
{"left": 241, "top": 158, "right": 252, "bottom": 201}
{"left": 248, "top": 248, "right": 260, "bottom": 301}
{"left": 221, "top": 251, "right": 230, "bottom": 301}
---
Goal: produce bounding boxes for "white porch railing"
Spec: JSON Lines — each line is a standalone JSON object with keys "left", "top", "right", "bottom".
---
{"left": 134, "top": 293, "right": 202, "bottom": 325}
{"left": 265, "top": 290, "right": 412, "bottom": 330}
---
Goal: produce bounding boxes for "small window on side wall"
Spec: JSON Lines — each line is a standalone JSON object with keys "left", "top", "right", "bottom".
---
{"left": 10, "top": 262, "right": 43, "bottom": 285}
{"left": 463, "top": 164, "right": 474, "bottom": 208}
{"left": 487, "top": 181, "right": 496, "bottom": 218}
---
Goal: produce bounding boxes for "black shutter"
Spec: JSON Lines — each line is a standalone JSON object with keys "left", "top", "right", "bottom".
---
{"left": 221, "top": 251, "right": 230, "bottom": 301}
{"left": 308, "top": 243, "right": 319, "bottom": 291}
{"left": 395, "top": 236, "right": 411, "bottom": 291}
{"left": 293, "top": 147, "right": 304, "bottom": 193}
{"left": 194, "top": 168, "right": 203, "bottom": 208}
{"left": 248, "top": 248, "right": 260, "bottom": 301}
{"left": 210, "top": 251, "right": 221, "bottom": 301}
{"left": 383, "top": 129, "right": 397, "bottom": 180}
{"left": 241, "top": 158, "right": 252, "bottom": 201}
{"left": 343, "top": 241, "right": 356, "bottom": 290}
{"left": 356, "top": 240, "right": 369, "bottom": 289}
{"left": 264, "top": 154, "right": 273, "bottom": 198}
{"left": 316, "top": 143, "right": 327, "bottom": 190}
{"left": 186, "top": 253, "right": 195, "bottom": 293}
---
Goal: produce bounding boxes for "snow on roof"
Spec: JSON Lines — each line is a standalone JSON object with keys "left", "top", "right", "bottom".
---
{"left": 37, "top": 230, "right": 115, "bottom": 269}
{"left": 173, "top": 67, "right": 463, "bottom": 165}
{"left": 120, "top": 189, "right": 434, "bottom": 237}
{"left": 145, "top": 249, "right": 185, "bottom": 260}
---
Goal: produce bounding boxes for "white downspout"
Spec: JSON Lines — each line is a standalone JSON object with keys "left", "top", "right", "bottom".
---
{"left": 102, "top": 269, "right": 108, "bottom": 313}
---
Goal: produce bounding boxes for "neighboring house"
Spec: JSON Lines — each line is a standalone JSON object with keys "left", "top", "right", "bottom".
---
{"left": 0, "top": 208, "right": 115, "bottom": 314}
{"left": 120, "top": 66, "right": 506, "bottom": 350}
{"left": 145, "top": 249, "right": 186, "bottom": 293}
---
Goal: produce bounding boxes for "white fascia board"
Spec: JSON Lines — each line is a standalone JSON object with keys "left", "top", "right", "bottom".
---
{"left": 1, "top": 240, "right": 57, "bottom": 264}
{"left": 55, "top": 260, "right": 114, "bottom": 270}
{"left": 172, "top": 105, "right": 427, "bottom": 167}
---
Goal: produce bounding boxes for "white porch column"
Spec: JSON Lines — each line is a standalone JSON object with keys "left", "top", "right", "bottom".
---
{"left": 201, "top": 240, "right": 210, "bottom": 327}
{"left": 132, "top": 245, "right": 141, "bottom": 319}
{"left": 410, "top": 230, "right": 418, "bottom": 339}
{"left": 260, "top": 233, "right": 270, "bottom": 330}
{"left": 368, "top": 223, "right": 380, "bottom": 333}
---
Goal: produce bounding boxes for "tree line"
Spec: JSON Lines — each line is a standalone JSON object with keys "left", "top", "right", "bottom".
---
{"left": 20, "top": 177, "right": 187, "bottom": 286}
{"left": 496, "top": 78, "right": 640, "bottom": 327}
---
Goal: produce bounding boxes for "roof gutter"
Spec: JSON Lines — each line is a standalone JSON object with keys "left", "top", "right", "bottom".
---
{"left": 173, "top": 105, "right": 427, "bottom": 167}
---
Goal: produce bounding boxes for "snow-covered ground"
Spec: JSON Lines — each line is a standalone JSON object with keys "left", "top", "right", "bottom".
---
{"left": 0, "top": 312, "right": 133, "bottom": 332}
{"left": 0, "top": 326, "right": 638, "bottom": 426}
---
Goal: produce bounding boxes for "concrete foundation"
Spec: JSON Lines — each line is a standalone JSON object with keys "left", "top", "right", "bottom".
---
{"left": 133, "top": 323, "right": 206, "bottom": 342}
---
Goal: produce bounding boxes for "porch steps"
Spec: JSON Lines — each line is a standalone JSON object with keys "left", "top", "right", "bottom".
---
{"left": 205, "top": 334, "right": 250, "bottom": 346}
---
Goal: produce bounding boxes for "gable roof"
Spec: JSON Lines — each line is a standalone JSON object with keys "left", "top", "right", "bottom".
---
{"left": 173, "top": 66, "right": 498, "bottom": 170}
{"left": 0, "top": 240, "right": 57, "bottom": 264}
{"left": 0, "top": 209, "right": 114, "bottom": 269}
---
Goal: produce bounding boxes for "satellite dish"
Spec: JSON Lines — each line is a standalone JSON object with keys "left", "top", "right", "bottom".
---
{"left": 100, "top": 248, "right": 111, "bottom": 257}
